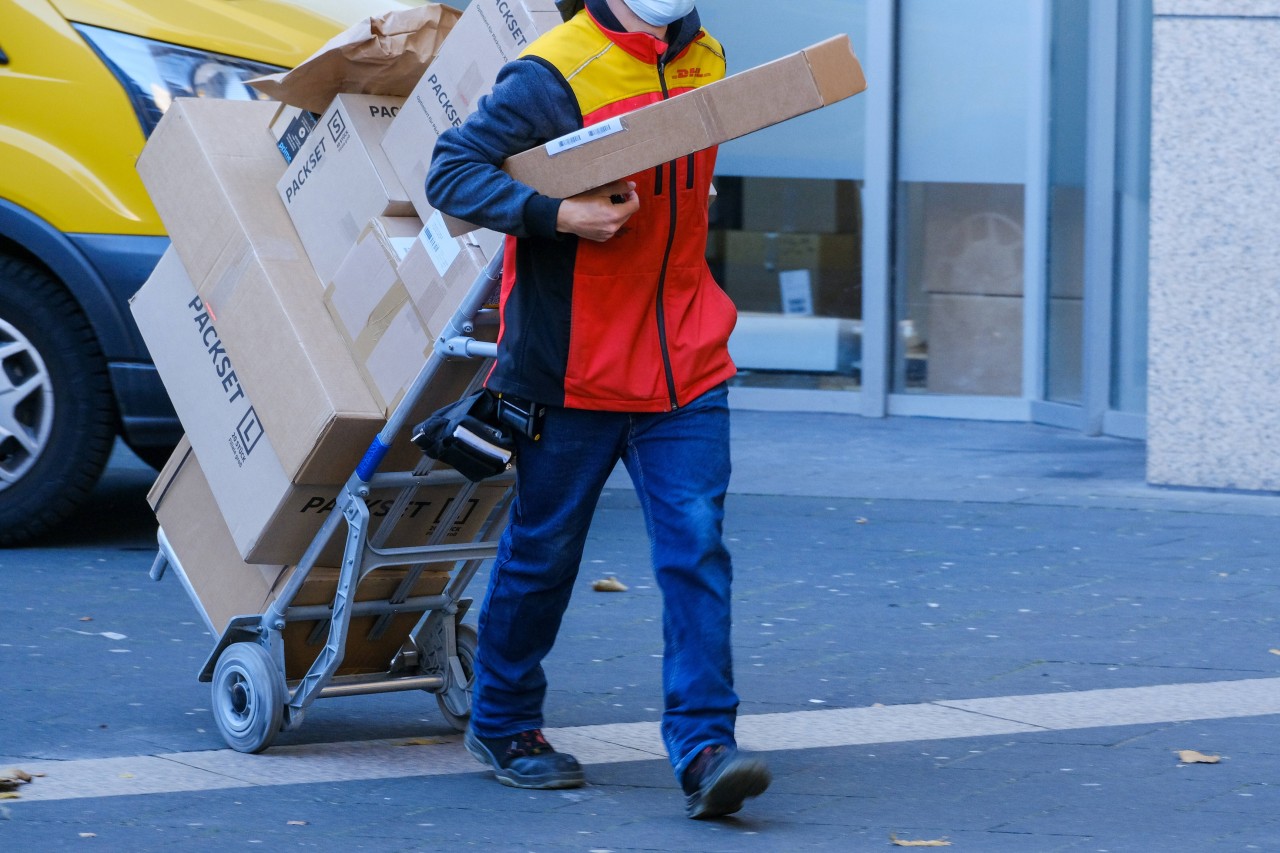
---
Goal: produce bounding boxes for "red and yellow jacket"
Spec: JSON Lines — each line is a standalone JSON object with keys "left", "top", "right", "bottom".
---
{"left": 426, "top": 0, "right": 736, "bottom": 411}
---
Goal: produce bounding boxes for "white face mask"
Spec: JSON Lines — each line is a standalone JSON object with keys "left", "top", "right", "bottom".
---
{"left": 623, "top": 0, "right": 695, "bottom": 27}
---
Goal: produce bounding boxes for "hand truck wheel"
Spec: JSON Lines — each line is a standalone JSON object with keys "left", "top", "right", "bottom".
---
{"left": 435, "top": 623, "right": 478, "bottom": 731}
{"left": 211, "top": 641, "right": 285, "bottom": 753}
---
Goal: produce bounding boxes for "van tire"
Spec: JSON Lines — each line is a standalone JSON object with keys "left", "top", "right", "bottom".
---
{"left": 0, "top": 254, "right": 116, "bottom": 546}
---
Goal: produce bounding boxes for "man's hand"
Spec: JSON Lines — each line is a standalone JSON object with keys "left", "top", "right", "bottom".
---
{"left": 555, "top": 180, "right": 639, "bottom": 242}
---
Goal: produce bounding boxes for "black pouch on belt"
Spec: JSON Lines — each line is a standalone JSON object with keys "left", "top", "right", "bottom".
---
{"left": 410, "top": 390, "right": 515, "bottom": 482}
{"left": 495, "top": 393, "right": 547, "bottom": 441}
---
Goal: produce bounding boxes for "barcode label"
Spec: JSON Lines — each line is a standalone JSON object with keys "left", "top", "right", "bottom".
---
{"left": 544, "top": 117, "right": 626, "bottom": 156}
{"left": 420, "top": 211, "right": 461, "bottom": 276}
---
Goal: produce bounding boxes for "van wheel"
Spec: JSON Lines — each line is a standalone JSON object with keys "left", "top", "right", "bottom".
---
{"left": 0, "top": 254, "right": 116, "bottom": 545}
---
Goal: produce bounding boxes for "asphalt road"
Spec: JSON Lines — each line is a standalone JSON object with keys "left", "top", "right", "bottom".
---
{"left": 3, "top": 416, "right": 1280, "bottom": 852}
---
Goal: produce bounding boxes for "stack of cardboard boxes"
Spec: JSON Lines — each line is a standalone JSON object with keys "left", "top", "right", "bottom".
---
{"left": 131, "top": 0, "right": 565, "bottom": 667}
{"left": 129, "top": 0, "right": 865, "bottom": 670}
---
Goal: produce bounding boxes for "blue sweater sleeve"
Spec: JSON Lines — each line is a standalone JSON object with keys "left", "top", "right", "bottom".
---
{"left": 425, "top": 58, "right": 581, "bottom": 239}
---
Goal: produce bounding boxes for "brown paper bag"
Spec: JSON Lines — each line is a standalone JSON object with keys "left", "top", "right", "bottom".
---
{"left": 249, "top": 4, "right": 462, "bottom": 114}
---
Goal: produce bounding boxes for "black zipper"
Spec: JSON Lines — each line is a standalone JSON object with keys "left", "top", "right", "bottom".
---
{"left": 654, "top": 163, "right": 664, "bottom": 196}
{"left": 654, "top": 60, "right": 679, "bottom": 409}
{"left": 685, "top": 154, "right": 695, "bottom": 189}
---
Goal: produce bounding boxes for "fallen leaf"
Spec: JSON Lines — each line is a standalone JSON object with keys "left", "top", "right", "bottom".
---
{"left": 0, "top": 793, "right": 19, "bottom": 800}
{"left": 287, "top": 820, "right": 308, "bottom": 826}
{"left": 399, "top": 738, "right": 445, "bottom": 747}
{"left": 1177, "top": 750, "right": 1221, "bottom": 764}
{"left": 890, "top": 835, "right": 951, "bottom": 847}
{"left": 592, "top": 576, "right": 628, "bottom": 592}
{"left": 0, "top": 769, "right": 34, "bottom": 792}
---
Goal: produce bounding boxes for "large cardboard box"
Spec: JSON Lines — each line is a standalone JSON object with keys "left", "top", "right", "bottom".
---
{"left": 149, "top": 440, "right": 458, "bottom": 678}
{"left": 136, "top": 97, "right": 385, "bottom": 486}
{"left": 925, "top": 293, "right": 1023, "bottom": 396}
{"left": 277, "top": 94, "right": 413, "bottom": 283}
{"left": 149, "top": 437, "right": 284, "bottom": 636}
{"left": 380, "top": 0, "right": 562, "bottom": 221}
{"left": 720, "top": 231, "right": 861, "bottom": 318}
{"left": 133, "top": 248, "right": 500, "bottom": 563}
{"left": 481, "top": 36, "right": 866, "bottom": 233}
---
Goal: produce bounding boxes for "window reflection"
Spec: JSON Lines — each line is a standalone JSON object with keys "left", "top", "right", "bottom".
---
{"left": 895, "top": 183, "right": 1025, "bottom": 395}
{"left": 893, "top": 0, "right": 1031, "bottom": 397}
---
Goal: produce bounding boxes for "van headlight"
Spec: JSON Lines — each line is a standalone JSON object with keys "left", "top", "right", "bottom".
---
{"left": 74, "top": 24, "right": 283, "bottom": 137}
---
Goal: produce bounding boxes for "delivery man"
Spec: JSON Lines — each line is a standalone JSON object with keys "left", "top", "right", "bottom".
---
{"left": 426, "top": 0, "right": 770, "bottom": 819}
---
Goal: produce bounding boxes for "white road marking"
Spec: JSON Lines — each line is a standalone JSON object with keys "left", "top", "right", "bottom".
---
{"left": 7, "top": 677, "right": 1280, "bottom": 803}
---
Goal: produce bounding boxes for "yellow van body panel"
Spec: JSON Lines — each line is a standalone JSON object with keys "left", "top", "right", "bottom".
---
{"left": 0, "top": 0, "right": 421, "bottom": 236}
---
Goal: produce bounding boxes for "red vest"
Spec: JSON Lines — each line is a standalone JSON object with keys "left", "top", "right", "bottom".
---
{"left": 494, "top": 11, "right": 735, "bottom": 411}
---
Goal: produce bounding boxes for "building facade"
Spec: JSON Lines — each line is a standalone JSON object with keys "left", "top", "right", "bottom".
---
{"left": 698, "top": 0, "right": 1279, "bottom": 492}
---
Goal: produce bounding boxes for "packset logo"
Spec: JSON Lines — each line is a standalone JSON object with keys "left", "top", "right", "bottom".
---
{"left": 328, "top": 109, "right": 347, "bottom": 143}
{"left": 427, "top": 74, "right": 463, "bottom": 128}
{"left": 237, "top": 408, "right": 264, "bottom": 456}
{"left": 494, "top": 1, "right": 528, "bottom": 47}
{"left": 283, "top": 136, "right": 326, "bottom": 203}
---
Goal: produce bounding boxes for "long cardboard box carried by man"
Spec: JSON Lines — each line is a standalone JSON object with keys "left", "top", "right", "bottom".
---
{"left": 443, "top": 35, "right": 867, "bottom": 235}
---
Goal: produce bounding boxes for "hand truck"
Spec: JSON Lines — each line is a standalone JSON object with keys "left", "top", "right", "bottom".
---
{"left": 149, "top": 253, "right": 510, "bottom": 753}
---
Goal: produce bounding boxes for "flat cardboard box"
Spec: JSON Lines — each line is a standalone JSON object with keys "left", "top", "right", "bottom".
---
{"left": 380, "top": 0, "right": 562, "bottom": 222}
{"left": 277, "top": 94, "right": 413, "bottom": 284}
{"left": 268, "top": 102, "right": 318, "bottom": 164}
{"left": 326, "top": 216, "right": 434, "bottom": 415}
{"left": 325, "top": 215, "right": 502, "bottom": 416}
{"left": 399, "top": 208, "right": 502, "bottom": 337}
{"left": 136, "top": 97, "right": 385, "bottom": 486}
{"left": 456, "top": 36, "right": 865, "bottom": 235}
{"left": 133, "top": 247, "right": 498, "bottom": 563}
{"left": 149, "top": 440, "right": 455, "bottom": 678}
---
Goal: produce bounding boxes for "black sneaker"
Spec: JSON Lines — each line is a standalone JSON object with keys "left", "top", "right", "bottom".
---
{"left": 682, "top": 745, "right": 771, "bottom": 819}
{"left": 464, "top": 728, "right": 585, "bottom": 789}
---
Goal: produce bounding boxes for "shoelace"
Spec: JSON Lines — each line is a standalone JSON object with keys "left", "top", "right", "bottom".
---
{"left": 506, "top": 730, "right": 552, "bottom": 758}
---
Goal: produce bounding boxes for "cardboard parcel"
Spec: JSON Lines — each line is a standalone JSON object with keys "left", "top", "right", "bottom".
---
{"left": 149, "top": 439, "right": 505, "bottom": 679}
{"left": 132, "top": 247, "right": 489, "bottom": 563}
{"left": 277, "top": 93, "right": 413, "bottom": 284}
{"left": 444, "top": 34, "right": 867, "bottom": 235}
{"left": 249, "top": 3, "right": 462, "bottom": 114}
{"left": 380, "top": 0, "right": 563, "bottom": 222}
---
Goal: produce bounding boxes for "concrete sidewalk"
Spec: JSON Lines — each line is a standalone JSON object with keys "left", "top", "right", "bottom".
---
{"left": 3, "top": 413, "right": 1280, "bottom": 851}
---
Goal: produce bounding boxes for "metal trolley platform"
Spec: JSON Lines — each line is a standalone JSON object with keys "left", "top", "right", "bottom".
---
{"left": 150, "top": 255, "right": 509, "bottom": 753}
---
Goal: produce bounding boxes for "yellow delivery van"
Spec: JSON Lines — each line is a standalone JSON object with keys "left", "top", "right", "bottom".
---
{"left": 0, "top": 0, "right": 427, "bottom": 544}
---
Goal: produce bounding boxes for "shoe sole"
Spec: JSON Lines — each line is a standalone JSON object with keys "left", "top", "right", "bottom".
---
{"left": 464, "top": 731, "right": 586, "bottom": 790}
{"left": 687, "top": 758, "right": 772, "bottom": 819}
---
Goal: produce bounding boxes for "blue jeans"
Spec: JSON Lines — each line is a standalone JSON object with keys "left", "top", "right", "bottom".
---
{"left": 470, "top": 384, "right": 738, "bottom": 781}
